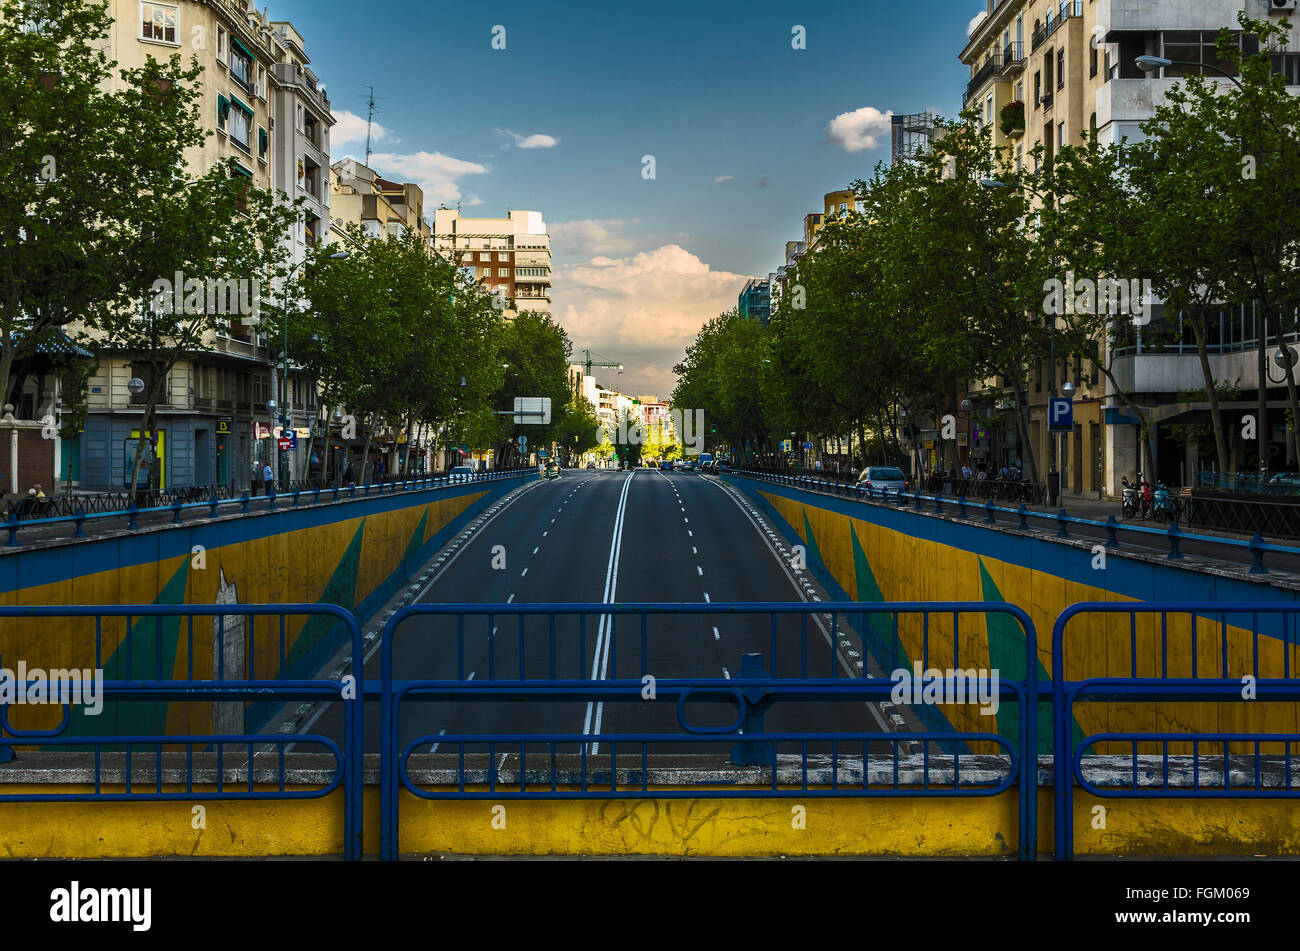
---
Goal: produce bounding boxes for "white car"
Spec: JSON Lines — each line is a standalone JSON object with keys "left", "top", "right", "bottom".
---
{"left": 449, "top": 465, "right": 475, "bottom": 483}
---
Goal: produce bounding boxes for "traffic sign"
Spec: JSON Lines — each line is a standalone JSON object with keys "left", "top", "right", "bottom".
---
{"left": 781, "top": 439, "right": 792, "bottom": 452}
{"left": 1048, "top": 397, "right": 1073, "bottom": 432}
{"left": 277, "top": 436, "right": 293, "bottom": 451}
{"left": 538, "top": 449, "right": 549, "bottom": 458}
{"left": 517, "top": 435, "right": 527, "bottom": 447}
{"left": 802, "top": 441, "right": 813, "bottom": 450}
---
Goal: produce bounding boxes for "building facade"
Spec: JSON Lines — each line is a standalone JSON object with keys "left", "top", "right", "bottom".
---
{"left": 72, "top": 0, "right": 331, "bottom": 493}
{"left": 960, "top": 0, "right": 1300, "bottom": 496}
{"left": 431, "top": 208, "right": 551, "bottom": 319}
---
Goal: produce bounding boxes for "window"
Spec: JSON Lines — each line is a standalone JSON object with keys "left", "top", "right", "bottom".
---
{"left": 497, "top": 268, "right": 509, "bottom": 277}
{"left": 1057, "top": 49, "right": 1065, "bottom": 89}
{"left": 497, "top": 252, "right": 509, "bottom": 261}
{"left": 1162, "top": 31, "right": 1240, "bottom": 78}
{"left": 216, "top": 94, "right": 230, "bottom": 134}
{"left": 1034, "top": 71, "right": 1041, "bottom": 107}
{"left": 140, "top": 2, "right": 177, "bottom": 44}
{"left": 230, "top": 42, "right": 252, "bottom": 92}
{"left": 1058, "top": 122, "right": 1065, "bottom": 148}
{"left": 257, "top": 125, "right": 268, "bottom": 162}
{"left": 217, "top": 26, "right": 228, "bottom": 65}
{"left": 228, "top": 98, "right": 252, "bottom": 153}
{"left": 1090, "top": 43, "right": 1097, "bottom": 77}
{"left": 256, "top": 64, "right": 266, "bottom": 99}
{"left": 462, "top": 252, "right": 473, "bottom": 264}
{"left": 479, "top": 252, "right": 489, "bottom": 261}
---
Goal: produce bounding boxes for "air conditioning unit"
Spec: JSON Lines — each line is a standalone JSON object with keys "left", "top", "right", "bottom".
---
{"left": 1272, "top": 0, "right": 1297, "bottom": 13}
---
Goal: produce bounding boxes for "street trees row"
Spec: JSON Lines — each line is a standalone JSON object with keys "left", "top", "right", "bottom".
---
{"left": 676, "top": 13, "right": 1300, "bottom": 481}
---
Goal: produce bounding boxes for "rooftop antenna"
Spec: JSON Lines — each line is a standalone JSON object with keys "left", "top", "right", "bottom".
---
{"left": 361, "top": 85, "right": 383, "bottom": 164}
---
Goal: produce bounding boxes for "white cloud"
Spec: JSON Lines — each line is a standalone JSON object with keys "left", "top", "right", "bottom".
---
{"left": 363, "top": 150, "right": 489, "bottom": 206}
{"left": 553, "top": 245, "right": 745, "bottom": 397}
{"left": 713, "top": 174, "right": 735, "bottom": 183}
{"left": 967, "top": 10, "right": 988, "bottom": 37}
{"left": 461, "top": 194, "right": 485, "bottom": 207}
{"left": 825, "top": 106, "right": 894, "bottom": 153}
{"left": 495, "top": 128, "right": 559, "bottom": 149}
{"left": 549, "top": 218, "right": 693, "bottom": 260}
{"left": 331, "top": 109, "right": 386, "bottom": 149}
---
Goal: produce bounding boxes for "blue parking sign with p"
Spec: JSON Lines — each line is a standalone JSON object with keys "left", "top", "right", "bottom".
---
{"left": 1048, "top": 397, "right": 1073, "bottom": 432}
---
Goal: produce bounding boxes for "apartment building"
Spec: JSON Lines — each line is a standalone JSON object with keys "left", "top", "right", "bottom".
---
{"left": 738, "top": 278, "right": 771, "bottom": 324}
{"left": 66, "top": 0, "right": 328, "bottom": 492}
{"left": 959, "top": 0, "right": 1300, "bottom": 495}
{"left": 329, "top": 158, "right": 429, "bottom": 244}
{"left": 431, "top": 209, "right": 552, "bottom": 319}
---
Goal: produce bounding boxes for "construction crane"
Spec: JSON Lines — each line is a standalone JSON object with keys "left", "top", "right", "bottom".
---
{"left": 581, "top": 348, "right": 623, "bottom": 378}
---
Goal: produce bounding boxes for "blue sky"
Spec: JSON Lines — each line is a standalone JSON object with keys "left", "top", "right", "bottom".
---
{"left": 269, "top": 0, "right": 981, "bottom": 394}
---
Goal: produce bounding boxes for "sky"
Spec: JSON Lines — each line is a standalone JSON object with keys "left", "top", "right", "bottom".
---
{"left": 267, "top": 0, "right": 983, "bottom": 397}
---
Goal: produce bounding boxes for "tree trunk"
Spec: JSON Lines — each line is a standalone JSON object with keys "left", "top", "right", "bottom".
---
{"left": 1188, "top": 312, "right": 1230, "bottom": 473}
{"left": 359, "top": 413, "right": 375, "bottom": 485}
{"left": 127, "top": 366, "right": 166, "bottom": 503}
{"left": 401, "top": 415, "right": 415, "bottom": 478}
{"left": 1258, "top": 305, "right": 1270, "bottom": 479}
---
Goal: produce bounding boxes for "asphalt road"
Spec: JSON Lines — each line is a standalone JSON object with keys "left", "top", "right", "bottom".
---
{"left": 308, "top": 468, "right": 884, "bottom": 759}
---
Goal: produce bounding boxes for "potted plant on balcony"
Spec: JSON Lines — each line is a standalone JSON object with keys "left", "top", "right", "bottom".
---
{"left": 1000, "top": 100, "right": 1025, "bottom": 138}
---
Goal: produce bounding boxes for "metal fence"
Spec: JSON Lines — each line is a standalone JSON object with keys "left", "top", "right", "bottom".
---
{"left": 377, "top": 601, "right": 1040, "bottom": 860}
{"left": 1, "top": 467, "right": 534, "bottom": 546}
{"left": 1183, "top": 493, "right": 1300, "bottom": 540}
{"left": 1052, "top": 601, "right": 1300, "bottom": 860}
{"left": 5, "top": 599, "right": 1300, "bottom": 859}
{"left": 0, "top": 604, "right": 364, "bottom": 860}
{"left": 730, "top": 468, "right": 1300, "bottom": 574}
{"left": 1195, "top": 471, "right": 1300, "bottom": 496}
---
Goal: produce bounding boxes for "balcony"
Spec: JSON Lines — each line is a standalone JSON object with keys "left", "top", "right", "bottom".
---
{"left": 963, "top": 52, "right": 1002, "bottom": 106}
{"left": 1001, "top": 41, "right": 1025, "bottom": 74}
{"left": 1031, "top": 1, "right": 1081, "bottom": 53}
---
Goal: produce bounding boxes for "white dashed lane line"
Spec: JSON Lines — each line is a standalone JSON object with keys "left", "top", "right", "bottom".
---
{"left": 712, "top": 626, "right": 719, "bottom": 641}
{"left": 521, "top": 568, "right": 528, "bottom": 577}
{"left": 507, "top": 593, "right": 515, "bottom": 603}
{"left": 722, "top": 667, "right": 731, "bottom": 680}
{"left": 532, "top": 547, "right": 539, "bottom": 555}
{"left": 696, "top": 566, "right": 703, "bottom": 576}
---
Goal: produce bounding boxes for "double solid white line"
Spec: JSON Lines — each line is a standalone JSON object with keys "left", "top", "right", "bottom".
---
{"left": 582, "top": 470, "right": 634, "bottom": 753}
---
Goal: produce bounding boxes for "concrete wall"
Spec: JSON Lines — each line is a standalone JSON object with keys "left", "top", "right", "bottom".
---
{"left": 724, "top": 475, "right": 1300, "bottom": 754}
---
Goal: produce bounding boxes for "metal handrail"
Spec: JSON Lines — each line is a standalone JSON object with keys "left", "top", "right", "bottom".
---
{"left": 729, "top": 468, "right": 1300, "bottom": 574}
{"left": 0, "top": 467, "right": 535, "bottom": 547}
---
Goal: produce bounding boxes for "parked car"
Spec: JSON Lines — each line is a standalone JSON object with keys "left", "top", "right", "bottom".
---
{"left": 682, "top": 461, "right": 697, "bottom": 471}
{"left": 856, "top": 466, "right": 908, "bottom": 495}
{"left": 449, "top": 465, "right": 475, "bottom": 483}
{"left": 659, "top": 460, "right": 672, "bottom": 471}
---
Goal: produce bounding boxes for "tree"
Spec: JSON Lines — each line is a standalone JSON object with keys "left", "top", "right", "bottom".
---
{"left": 0, "top": 0, "right": 254, "bottom": 412}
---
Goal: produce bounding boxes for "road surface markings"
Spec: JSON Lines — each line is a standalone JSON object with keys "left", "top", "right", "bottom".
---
{"left": 429, "top": 727, "right": 447, "bottom": 754}
{"left": 583, "top": 469, "right": 635, "bottom": 754}
{"left": 507, "top": 593, "right": 515, "bottom": 603}
{"left": 703, "top": 592, "right": 710, "bottom": 603}
{"left": 532, "top": 546, "right": 539, "bottom": 555}
{"left": 692, "top": 546, "right": 697, "bottom": 554}
{"left": 706, "top": 478, "right": 892, "bottom": 734}
{"left": 712, "top": 626, "right": 720, "bottom": 641}
{"left": 722, "top": 667, "right": 731, "bottom": 679}
{"left": 521, "top": 568, "right": 528, "bottom": 577}
{"left": 696, "top": 565, "right": 703, "bottom": 576}
{"left": 542, "top": 531, "right": 548, "bottom": 537}
{"left": 550, "top": 518, "right": 555, "bottom": 524}
{"left": 688, "top": 530, "right": 693, "bottom": 537}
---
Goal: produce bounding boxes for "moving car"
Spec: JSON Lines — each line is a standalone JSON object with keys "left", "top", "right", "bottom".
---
{"left": 449, "top": 465, "right": 475, "bottom": 483}
{"left": 659, "top": 460, "right": 672, "bottom": 471}
{"left": 586, "top": 462, "right": 597, "bottom": 470}
{"left": 856, "top": 466, "right": 908, "bottom": 495}
{"left": 543, "top": 461, "right": 559, "bottom": 480}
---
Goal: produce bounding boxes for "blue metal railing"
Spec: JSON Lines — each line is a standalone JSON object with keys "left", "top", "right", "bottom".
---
{"left": 7, "top": 599, "right": 1300, "bottom": 859}
{"left": 378, "top": 601, "right": 1039, "bottom": 860}
{"left": 0, "top": 604, "right": 364, "bottom": 860}
{"left": 730, "top": 468, "right": 1300, "bottom": 574}
{"left": 1052, "top": 602, "right": 1300, "bottom": 860}
{"left": 1, "top": 468, "right": 533, "bottom": 547}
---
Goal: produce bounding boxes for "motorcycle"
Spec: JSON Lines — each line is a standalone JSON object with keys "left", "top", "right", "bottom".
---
{"left": 1120, "top": 476, "right": 1141, "bottom": 519}
{"left": 1151, "top": 480, "right": 1183, "bottom": 523}
{"left": 1139, "top": 473, "right": 1155, "bottom": 520}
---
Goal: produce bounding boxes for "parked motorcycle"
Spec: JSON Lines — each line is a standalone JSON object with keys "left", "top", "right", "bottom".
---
{"left": 1151, "top": 479, "right": 1183, "bottom": 523}
{"left": 1120, "top": 476, "right": 1140, "bottom": 519}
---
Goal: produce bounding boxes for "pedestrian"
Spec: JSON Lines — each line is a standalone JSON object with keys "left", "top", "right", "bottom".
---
{"left": 250, "top": 461, "right": 261, "bottom": 495}
{"left": 28, "top": 483, "right": 45, "bottom": 500}
{"left": 343, "top": 460, "right": 355, "bottom": 486}
{"left": 976, "top": 465, "right": 987, "bottom": 482}
{"left": 262, "top": 462, "right": 274, "bottom": 496}
{"left": 960, "top": 462, "right": 972, "bottom": 481}
{"left": 309, "top": 450, "right": 323, "bottom": 488}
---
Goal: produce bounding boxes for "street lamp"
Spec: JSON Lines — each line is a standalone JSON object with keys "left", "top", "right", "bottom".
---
{"left": 1135, "top": 55, "right": 1244, "bottom": 89}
